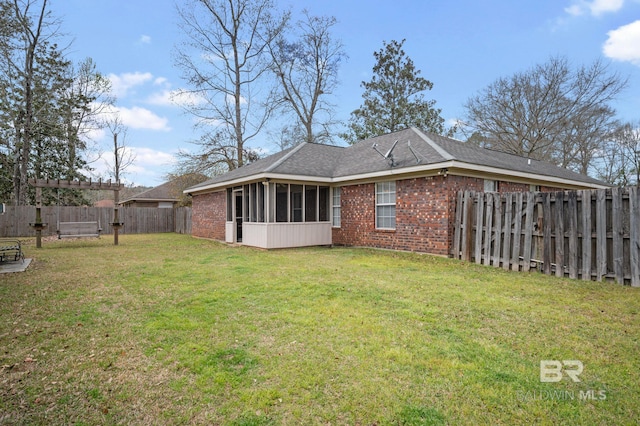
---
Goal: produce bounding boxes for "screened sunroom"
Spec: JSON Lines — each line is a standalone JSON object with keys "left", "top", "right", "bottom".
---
{"left": 224, "top": 181, "right": 333, "bottom": 248}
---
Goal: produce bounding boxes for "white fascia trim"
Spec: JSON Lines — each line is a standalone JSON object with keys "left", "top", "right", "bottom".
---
{"left": 332, "top": 161, "right": 607, "bottom": 189}
{"left": 185, "top": 160, "right": 608, "bottom": 194}
{"left": 449, "top": 162, "right": 609, "bottom": 189}
{"left": 260, "top": 173, "right": 333, "bottom": 184}
{"left": 184, "top": 172, "right": 334, "bottom": 194}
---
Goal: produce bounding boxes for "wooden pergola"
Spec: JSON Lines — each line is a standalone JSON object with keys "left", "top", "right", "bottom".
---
{"left": 28, "top": 178, "right": 125, "bottom": 248}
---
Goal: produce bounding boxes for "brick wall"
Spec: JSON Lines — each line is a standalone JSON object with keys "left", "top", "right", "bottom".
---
{"left": 332, "top": 176, "right": 452, "bottom": 255}
{"left": 333, "top": 175, "right": 566, "bottom": 256}
{"left": 191, "top": 177, "right": 567, "bottom": 253}
{"left": 191, "top": 191, "right": 226, "bottom": 240}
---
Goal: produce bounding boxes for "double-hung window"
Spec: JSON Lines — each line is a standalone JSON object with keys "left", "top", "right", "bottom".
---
{"left": 375, "top": 181, "right": 396, "bottom": 229}
{"left": 332, "top": 187, "right": 341, "bottom": 227}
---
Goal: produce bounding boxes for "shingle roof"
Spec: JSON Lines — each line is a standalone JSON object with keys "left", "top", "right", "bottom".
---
{"left": 186, "top": 127, "right": 607, "bottom": 192}
{"left": 121, "top": 181, "right": 178, "bottom": 203}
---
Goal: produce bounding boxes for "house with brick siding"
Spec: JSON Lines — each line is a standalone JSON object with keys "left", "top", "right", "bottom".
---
{"left": 185, "top": 127, "right": 607, "bottom": 256}
{"left": 120, "top": 180, "right": 179, "bottom": 208}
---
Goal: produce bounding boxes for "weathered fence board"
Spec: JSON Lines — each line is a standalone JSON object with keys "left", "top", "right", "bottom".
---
{"left": 475, "top": 192, "right": 484, "bottom": 265}
{"left": 502, "top": 193, "right": 513, "bottom": 271}
{"left": 612, "top": 187, "right": 624, "bottom": 284}
{"left": 511, "top": 193, "right": 523, "bottom": 272}
{"left": 554, "top": 191, "right": 564, "bottom": 278}
{"left": 542, "top": 193, "right": 552, "bottom": 275}
{"left": 492, "top": 193, "right": 502, "bottom": 268}
{"left": 453, "top": 188, "right": 640, "bottom": 286}
{"left": 596, "top": 190, "right": 607, "bottom": 281}
{"left": 0, "top": 206, "right": 192, "bottom": 237}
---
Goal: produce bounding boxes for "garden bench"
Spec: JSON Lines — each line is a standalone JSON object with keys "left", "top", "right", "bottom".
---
{"left": 57, "top": 221, "right": 101, "bottom": 239}
{"left": 0, "top": 239, "right": 24, "bottom": 263}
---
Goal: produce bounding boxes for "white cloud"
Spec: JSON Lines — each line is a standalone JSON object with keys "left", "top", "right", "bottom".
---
{"left": 103, "top": 104, "right": 171, "bottom": 131}
{"left": 154, "top": 77, "right": 169, "bottom": 86}
{"left": 119, "top": 106, "right": 171, "bottom": 131}
{"left": 565, "top": 0, "right": 624, "bottom": 16}
{"left": 603, "top": 20, "right": 640, "bottom": 65}
{"left": 146, "top": 90, "right": 174, "bottom": 106}
{"left": 146, "top": 89, "right": 205, "bottom": 108}
{"left": 139, "top": 35, "right": 151, "bottom": 44}
{"left": 131, "top": 147, "right": 177, "bottom": 167}
{"left": 565, "top": 4, "right": 584, "bottom": 15}
{"left": 95, "top": 146, "right": 176, "bottom": 186}
{"left": 108, "top": 72, "right": 153, "bottom": 98}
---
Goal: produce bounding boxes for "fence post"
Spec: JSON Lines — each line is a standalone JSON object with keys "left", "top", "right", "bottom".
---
{"left": 630, "top": 186, "right": 640, "bottom": 287}
{"left": 502, "top": 193, "right": 513, "bottom": 271}
{"left": 453, "top": 191, "right": 463, "bottom": 259}
{"left": 475, "top": 192, "right": 484, "bottom": 264}
{"left": 511, "top": 193, "right": 523, "bottom": 271}
{"left": 461, "top": 191, "right": 473, "bottom": 261}
{"left": 522, "top": 192, "right": 534, "bottom": 272}
{"left": 555, "top": 192, "right": 565, "bottom": 278}
{"left": 596, "top": 189, "right": 607, "bottom": 281}
{"left": 581, "top": 190, "right": 592, "bottom": 281}
{"left": 492, "top": 193, "right": 502, "bottom": 267}
{"left": 612, "top": 187, "right": 624, "bottom": 284}
{"left": 483, "top": 194, "right": 494, "bottom": 266}
{"left": 542, "top": 193, "right": 552, "bottom": 275}
{"left": 567, "top": 191, "right": 578, "bottom": 279}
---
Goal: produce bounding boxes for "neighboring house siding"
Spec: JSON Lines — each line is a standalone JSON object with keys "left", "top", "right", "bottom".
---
{"left": 192, "top": 191, "right": 226, "bottom": 240}
{"left": 129, "top": 201, "right": 159, "bottom": 208}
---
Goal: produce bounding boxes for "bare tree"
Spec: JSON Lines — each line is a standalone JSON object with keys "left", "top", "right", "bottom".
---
{"left": 174, "top": 130, "right": 260, "bottom": 178}
{"left": 598, "top": 121, "right": 640, "bottom": 186}
{"left": 103, "top": 115, "right": 135, "bottom": 183}
{"left": 61, "top": 57, "right": 114, "bottom": 173}
{"left": 464, "top": 56, "right": 627, "bottom": 173}
{"left": 173, "top": 0, "right": 289, "bottom": 170}
{"left": 268, "top": 10, "right": 346, "bottom": 145}
{"left": 268, "top": 123, "right": 307, "bottom": 151}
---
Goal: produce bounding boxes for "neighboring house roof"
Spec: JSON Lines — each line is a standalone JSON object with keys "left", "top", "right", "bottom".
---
{"left": 186, "top": 127, "right": 608, "bottom": 194}
{"left": 121, "top": 181, "right": 178, "bottom": 204}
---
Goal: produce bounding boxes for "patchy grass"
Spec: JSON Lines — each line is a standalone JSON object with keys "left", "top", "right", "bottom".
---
{"left": 0, "top": 234, "right": 639, "bottom": 425}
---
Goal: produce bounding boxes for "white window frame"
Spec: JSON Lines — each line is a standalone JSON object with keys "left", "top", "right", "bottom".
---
{"left": 484, "top": 179, "right": 498, "bottom": 192}
{"left": 375, "top": 181, "right": 396, "bottom": 230}
{"left": 332, "top": 187, "right": 341, "bottom": 228}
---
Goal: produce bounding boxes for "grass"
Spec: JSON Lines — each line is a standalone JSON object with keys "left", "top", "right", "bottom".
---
{"left": 0, "top": 233, "right": 639, "bottom": 425}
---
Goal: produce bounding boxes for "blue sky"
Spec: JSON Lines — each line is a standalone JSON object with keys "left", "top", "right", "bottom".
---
{"left": 53, "top": 0, "right": 640, "bottom": 187}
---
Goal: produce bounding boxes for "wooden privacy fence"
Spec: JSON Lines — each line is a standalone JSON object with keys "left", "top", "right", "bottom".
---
{"left": 0, "top": 206, "right": 191, "bottom": 237}
{"left": 452, "top": 188, "right": 640, "bottom": 286}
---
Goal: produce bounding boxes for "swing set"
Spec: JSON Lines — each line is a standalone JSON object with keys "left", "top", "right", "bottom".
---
{"left": 28, "top": 178, "right": 125, "bottom": 248}
{"left": 54, "top": 188, "right": 102, "bottom": 238}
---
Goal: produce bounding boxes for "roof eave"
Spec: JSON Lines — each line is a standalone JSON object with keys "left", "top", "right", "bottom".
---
{"left": 184, "top": 172, "right": 334, "bottom": 194}
{"left": 185, "top": 160, "right": 607, "bottom": 194}
{"left": 448, "top": 162, "right": 609, "bottom": 189}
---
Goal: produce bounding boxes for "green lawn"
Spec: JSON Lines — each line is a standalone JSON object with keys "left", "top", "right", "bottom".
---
{"left": 1, "top": 234, "right": 638, "bottom": 425}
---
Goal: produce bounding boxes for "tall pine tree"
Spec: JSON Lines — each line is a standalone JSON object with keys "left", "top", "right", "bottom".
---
{"left": 342, "top": 39, "right": 450, "bottom": 144}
